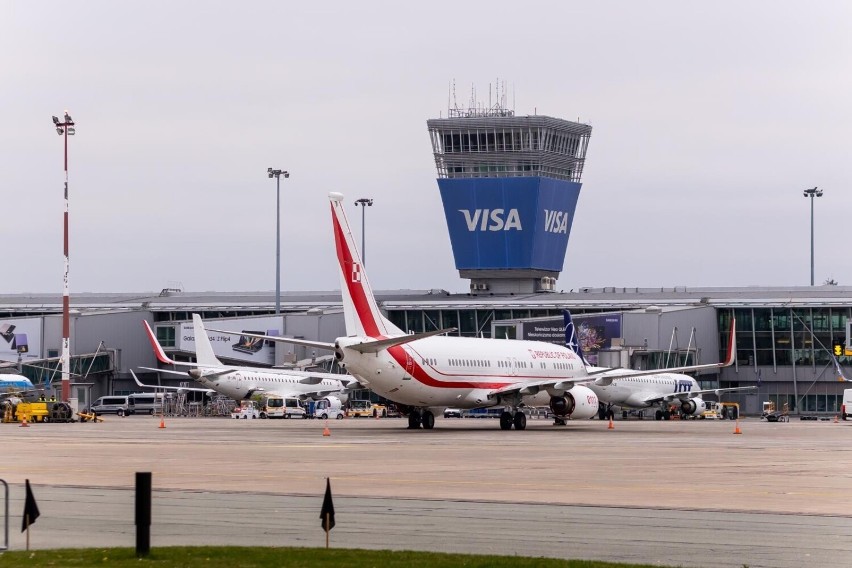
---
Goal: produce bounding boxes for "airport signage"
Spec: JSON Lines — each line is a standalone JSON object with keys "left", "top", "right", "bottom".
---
{"left": 438, "top": 177, "right": 582, "bottom": 272}
{"left": 0, "top": 317, "right": 42, "bottom": 361}
{"left": 177, "top": 317, "right": 281, "bottom": 365}
{"left": 519, "top": 313, "right": 622, "bottom": 366}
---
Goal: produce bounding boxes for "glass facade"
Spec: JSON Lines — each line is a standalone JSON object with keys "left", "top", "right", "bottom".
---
{"left": 719, "top": 307, "right": 851, "bottom": 368}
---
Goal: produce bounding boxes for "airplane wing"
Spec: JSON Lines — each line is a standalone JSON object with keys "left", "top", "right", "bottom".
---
{"left": 486, "top": 376, "right": 598, "bottom": 400}
{"left": 591, "top": 319, "right": 738, "bottom": 386}
{"left": 641, "top": 385, "right": 757, "bottom": 406}
{"left": 204, "top": 327, "right": 335, "bottom": 351}
{"left": 130, "top": 370, "right": 215, "bottom": 395}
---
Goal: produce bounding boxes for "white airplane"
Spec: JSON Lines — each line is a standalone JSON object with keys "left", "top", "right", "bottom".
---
{"left": 133, "top": 314, "right": 355, "bottom": 405}
{"left": 563, "top": 311, "right": 752, "bottom": 420}
{"left": 208, "top": 193, "right": 730, "bottom": 431}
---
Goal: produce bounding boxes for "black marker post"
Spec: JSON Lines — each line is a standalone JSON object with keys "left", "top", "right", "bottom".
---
{"left": 135, "top": 472, "right": 152, "bottom": 557}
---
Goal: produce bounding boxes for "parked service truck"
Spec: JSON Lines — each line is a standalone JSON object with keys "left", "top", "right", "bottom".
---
{"left": 314, "top": 396, "right": 345, "bottom": 420}
{"left": 348, "top": 399, "right": 387, "bottom": 418}
{"left": 842, "top": 389, "right": 852, "bottom": 421}
{"left": 257, "top": 394, "right": 306, "bottom": 419}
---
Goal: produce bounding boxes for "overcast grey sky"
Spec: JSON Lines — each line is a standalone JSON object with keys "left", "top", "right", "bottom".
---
{"left": 2, "top": 1, "right": 850, "bottom": 295}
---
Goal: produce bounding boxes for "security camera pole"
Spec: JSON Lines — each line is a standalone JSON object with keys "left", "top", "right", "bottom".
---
{"left": 52, "top": 112, "right": 76, "bottom": 402}
{"left": 267, "top": 168, "right": 289, "bottom": 315}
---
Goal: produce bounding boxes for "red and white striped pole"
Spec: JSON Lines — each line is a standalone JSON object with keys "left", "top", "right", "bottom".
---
{"left": 53, "top": 112, "right": 75, "bottom": 402}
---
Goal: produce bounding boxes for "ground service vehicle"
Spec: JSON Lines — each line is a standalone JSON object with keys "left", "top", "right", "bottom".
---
{"left": 258, "top": 395, "right": 306, "bottom": 419}
{"left": 443, "top": 408, "right": 463, "bottom": 418}
{"left": 348, "top": 399, "right": 387, "bottom": 418}
{"left": 231, "top": 400, "right": 259, "bottom": 419}
{"left": 91, "top": 396, "right": 131, "bottom": 417}
{"left": 842, "top": 389, "right": 852, "bottom": 420}
{"left": 128, "top": 393, "right": 164, "bottom": 415}
{"left": 314, "top": 396, "right": 344, "bottom": 420}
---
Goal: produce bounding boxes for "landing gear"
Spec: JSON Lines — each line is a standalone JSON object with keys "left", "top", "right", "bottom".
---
{"left": 499, "top": 409, "right": 527, "bottom": 430}
{"left": 513, "top": 412, "right": 527, "bottom": 431}
{"left": 655, "top": 410, "right": 663, "bottom": 421}
{"left": 408, "top": 409, "right": 422, "bottom": 429}
{"left": 500, "top": 411, "right": 513, "bottom": 430}
{"left": 422, "top": 411, "right": 435, "bottom": 430}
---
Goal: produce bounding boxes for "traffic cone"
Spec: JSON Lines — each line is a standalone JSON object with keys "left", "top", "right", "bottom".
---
{"left": 159, "top": 416, "right": 166, "bottom": 429}
{"left": 733, "top": 419, "right": 742, "bottom": 435}
{"left": 607, "top": 416, "right": 614, "bottom": 430}
{"left": 834, "top": 415, "right": 839, "bottom": 423}
{"left": 19, "top": 414, "right": 29, "bottom": 428}
{"left": 322, "top": 425, "right": 331, "bottom": 437}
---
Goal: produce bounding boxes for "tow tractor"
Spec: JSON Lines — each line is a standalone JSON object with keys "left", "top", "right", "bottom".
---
{"left": 761, "top": 401, "right": 789, "bottom": 422}
{"left": 347, "top": 399, "right": 387, "bottom": 418}
{"left": 231, "top": 400, "right": 260, "bottom": 419}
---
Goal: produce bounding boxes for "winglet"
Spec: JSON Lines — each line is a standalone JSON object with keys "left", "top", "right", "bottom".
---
{"left": 143, "top": 320, "right": 178, "bottom": 365}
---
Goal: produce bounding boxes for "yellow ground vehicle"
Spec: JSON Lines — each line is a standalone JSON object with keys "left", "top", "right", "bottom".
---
{"left": 2, "top": 399, "right": 76, "bottom": 423}
{"left": 348, "top": 399, "right": 387, "bottom": 418}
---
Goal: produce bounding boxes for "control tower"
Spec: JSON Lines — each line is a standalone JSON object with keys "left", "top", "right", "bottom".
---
{"left": 427, "top": 94, "right": 592, "bottom": 295}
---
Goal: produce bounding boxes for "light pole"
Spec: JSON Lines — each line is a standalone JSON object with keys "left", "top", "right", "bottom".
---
{"left": 52, "top": 111, "right": 75, "bottom": 402}
{"left": 267, "top": 168, "right": 289, "bottom": 314}
{"left": 354, "top": 198, "right": 373, "bottom": 265}
{"left": 803, "top": 186, "right": 823, "bottom": 286}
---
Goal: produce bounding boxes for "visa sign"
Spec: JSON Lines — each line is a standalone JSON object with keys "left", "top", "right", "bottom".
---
{"left": 458, "top": 208, "right": 569, "bottom": 234}
{"left": 439, "top": 177, "right": 583, "bottom": 272}
{"left": 459, "top": 208, "right": 523, "bottom": 231}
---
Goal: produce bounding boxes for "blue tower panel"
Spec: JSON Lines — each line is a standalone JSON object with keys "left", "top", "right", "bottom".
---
{"left": 438, "top": 177, "right": 582, "bottom": 272}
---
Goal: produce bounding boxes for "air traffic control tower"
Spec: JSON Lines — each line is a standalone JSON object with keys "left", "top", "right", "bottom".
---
{"left": 427, "top": 101, "right": 591, "bottom": 295}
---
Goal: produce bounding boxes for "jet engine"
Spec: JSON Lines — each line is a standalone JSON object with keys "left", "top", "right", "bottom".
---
{"left": 680, "top": 397, "right": 705, "bottom": 416}
{"left": 549, "top": 386, "right": 598, "bottom": 420}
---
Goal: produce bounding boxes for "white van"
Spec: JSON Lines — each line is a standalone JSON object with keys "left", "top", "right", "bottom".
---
{"left": 128, "top": 393, "right": 165, "bottom": 415}
{"left": 91, "top": 396, "right": 130, "bottom": 417}
{"left": 842, "top": 389, "right": 852, "bottom": 421}
{"left": 314, "top": 397, "right": 344, "bottom": 420}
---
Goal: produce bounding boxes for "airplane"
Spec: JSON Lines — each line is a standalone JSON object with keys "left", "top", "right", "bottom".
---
{"left": 133, "top": 314, "right": 355, "bottom": 405}
{"left": 0, "top": 373, "right": 38, "bottom": 401}
{"left": 206, "top": 192, "right": 735, "bottom": 431}
{"left": 563, "top": 311, "right": 753, "bottom": 420}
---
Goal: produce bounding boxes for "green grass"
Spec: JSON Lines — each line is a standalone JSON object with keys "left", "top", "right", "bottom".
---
{"left": 0, "top": 546, "right": 677, "bottom": 567}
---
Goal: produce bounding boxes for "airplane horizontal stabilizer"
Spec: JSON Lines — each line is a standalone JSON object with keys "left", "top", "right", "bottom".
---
{"left": 348, "top": 328, "right": 457, "bottom": 354}
{"left": 130, "top": 369, "right": 215, "bottom": 394}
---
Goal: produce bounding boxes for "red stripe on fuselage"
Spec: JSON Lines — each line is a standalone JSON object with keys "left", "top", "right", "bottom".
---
{"left": 332, "top": 202, "right": 382, "bottom": 337}
{"left": 387, "top": 345, "right": 513, "bottom": 390}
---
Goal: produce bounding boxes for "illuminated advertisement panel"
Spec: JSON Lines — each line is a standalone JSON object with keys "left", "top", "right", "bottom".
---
{"left": 177, "top": 317, "right": 280, "bottom": 365}
{"left": 438, "top": 177, "right": 582, "bottom": 271}
{"left": 0, "top": 318, "right": 43, "bottom": 362}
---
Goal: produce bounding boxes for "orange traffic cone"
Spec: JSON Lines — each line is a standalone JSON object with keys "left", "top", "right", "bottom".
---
{"left": 607, "top": 416, "right": 614, "bottom": 430}
{"left": 322, "top": 425, "right": 331, "bottom": 437}
{"left": 159, "top": 416, "right": 166, "bottom": 429}
{"left": 733, "top": 419, "right": 742, "bottom": 435}
{"left": 20, "top": 414, "right": 29, "bottom": 428}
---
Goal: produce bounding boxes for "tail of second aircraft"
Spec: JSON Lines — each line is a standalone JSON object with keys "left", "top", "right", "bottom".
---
{"left": 192, "top": 314, "right": 225, "bottom": 367}
{"left": 329, "top": 193, "right": 403, "bottom": 338}
{"left": 564, "top": 311, "right": 589, "bottom": 366}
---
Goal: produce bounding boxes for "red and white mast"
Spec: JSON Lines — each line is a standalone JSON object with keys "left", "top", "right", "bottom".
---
{"left": 52, "top": 111, "right": 75, "bottom": 402}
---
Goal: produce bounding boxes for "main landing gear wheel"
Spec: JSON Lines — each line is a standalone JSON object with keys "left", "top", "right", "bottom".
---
{"left": 408, "top": 410, "right": 422, "bottom": 429}
{"left": 663, "top": 410, "right": 671, "bottom": 420}
{"left": 499, "top": 411, "right": 513, "bottom": 430}
{"left": 513, "top": 412, "right": 527, "bottom": 430}
{"left": 422, "top": 411, "right": 435, "bottom": 430}
{"left": 655, "top": 410, "right": 663, "bottom": 421}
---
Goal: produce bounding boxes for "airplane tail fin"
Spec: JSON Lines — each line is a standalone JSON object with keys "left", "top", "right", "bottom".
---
{"left": 329, "top": 192, "right": 403, "bottom": 338}
{"left": 564, "top": 311, "right": 589, "bottom": 365}
{"left": 192, "top": 314, "right": 224, "bottom": 366}
{"left": 143, "top": 320, "right": 179, "bottom": 365}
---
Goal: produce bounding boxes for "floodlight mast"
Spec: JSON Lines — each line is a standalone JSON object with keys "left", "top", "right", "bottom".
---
{"left": 267, "top": 168, "right": 289, "bottom": 314}
{"left": 802, "top": 186, "right": 823, "bottom": 286}
{"left": 52, "top": 111, "right": 75, "bottom": 402}
{"left": 354, "top": 198, "right": 374, "bottom": 266}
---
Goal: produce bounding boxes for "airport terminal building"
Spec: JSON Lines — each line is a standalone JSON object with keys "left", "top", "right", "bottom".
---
{"left": 2, "top": 101, "right": 848, "bottom": 416}
{"left": 1, "top": 285, "right": 850, "bottom": 416}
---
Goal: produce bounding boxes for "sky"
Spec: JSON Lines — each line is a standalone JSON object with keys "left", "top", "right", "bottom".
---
{"left": 2, "top": 1, "right": 850, "bottom": 295}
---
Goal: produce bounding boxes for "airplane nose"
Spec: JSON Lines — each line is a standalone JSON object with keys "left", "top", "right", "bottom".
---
{"left": 188, "top": 369, "right": 202, "bottom": 380}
